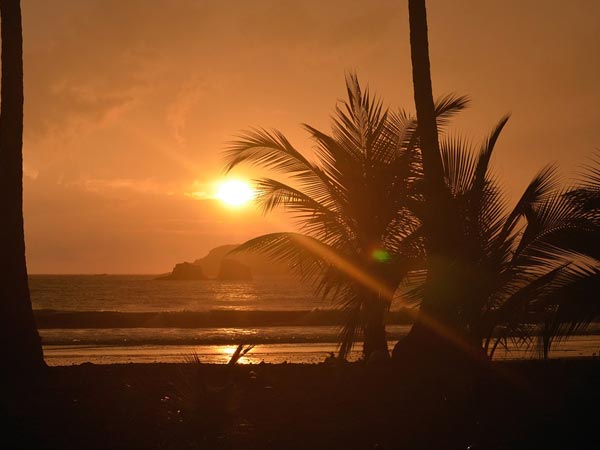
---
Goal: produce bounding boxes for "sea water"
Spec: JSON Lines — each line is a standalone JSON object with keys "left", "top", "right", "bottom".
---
{"left": 30, "top": 275, "right": 600, "bottom": 365}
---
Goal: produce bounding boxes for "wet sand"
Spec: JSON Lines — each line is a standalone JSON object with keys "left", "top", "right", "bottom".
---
{"left": 4, "top": 359, "right": 599, "bottom": 449}
{"left": 41, "top": 335, "right": 600, "bottom": 366}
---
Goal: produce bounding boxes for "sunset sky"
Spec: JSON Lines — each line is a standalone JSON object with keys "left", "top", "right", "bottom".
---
{"left": 22, "top": 0, "right": 600, "bottom": 273}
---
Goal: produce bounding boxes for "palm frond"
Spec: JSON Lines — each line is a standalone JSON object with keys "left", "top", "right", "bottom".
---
{"left": 566, "top": 150, "right": 600, "bottom": 222}
{"left": 433, "top": 94, "right": 471, "bottom": 129}
{"left": 440, "top": 133, "right": 477, "bottom": 196}
{"left": 499, "top": 165, "right": 560, "bottom": 243}
{"left": 470, "top": 115, "right": 510, "bottom": 195}
{"left": 539, "top": 266, "right": 600, "bottom": 356}
{"left": 225, "top": 128, "right": 314, "bottom": 175}
{"left": 230, "top": 232, "right": 330, "bottom": 284}
{"left": 514, "top": 189, "right": 580, "bottom": 263}
{"left": 337, "top": 291, "right": 363, "bottom": 359}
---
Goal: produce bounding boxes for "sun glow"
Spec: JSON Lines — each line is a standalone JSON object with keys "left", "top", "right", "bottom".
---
{"left": 215, "top": 179, "right": 255, "bottom": 207}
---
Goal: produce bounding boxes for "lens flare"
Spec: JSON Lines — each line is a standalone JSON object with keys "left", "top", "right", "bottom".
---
{"left": 371, "top": 248, "right": 391, "bottom": 263}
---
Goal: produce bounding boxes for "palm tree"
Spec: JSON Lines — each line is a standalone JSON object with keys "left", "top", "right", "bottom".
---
{"left": 393, "top": 0, "right": 599, "bottom": 364}
{"left": 224, "top": 74, "right": 467, "bottom": 359}
{"left": 395, "top": 119, "right": 600, "bottom": 360}
{"left": 391, "top": 0, "right": 469, "bottom": 364}
{"left": 0, "top": 0, "right": 45, "bottom": 372}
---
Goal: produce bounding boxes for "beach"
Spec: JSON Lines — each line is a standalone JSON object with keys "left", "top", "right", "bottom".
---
{"left": 41, "top": 335, "right": 600, "bottom": 366}
{"left": 21, "top": 274, "right": 600, "bottom": 449}
{"left": 5, "top": 359, "right": 599, "bottom": 450}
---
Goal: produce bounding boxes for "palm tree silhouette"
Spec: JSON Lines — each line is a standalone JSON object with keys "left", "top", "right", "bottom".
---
{"left": 392, "top": 0, "right": 466, "bottom": 364}
{"left": 0, "top": 0, "right": 45, "bottom": 372}
{"left": 393, "top": 0, "right": 599, "bottom": 364}
{"left": 224, "top": 74, "right": 467, "bottom": 359}
{"left": 394, "top": 118, "right": 599, "bottom": 360}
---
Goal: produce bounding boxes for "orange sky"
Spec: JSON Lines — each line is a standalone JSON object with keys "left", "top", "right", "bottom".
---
{"left": 21, "top": 0, "right": 600, "bottom": 273}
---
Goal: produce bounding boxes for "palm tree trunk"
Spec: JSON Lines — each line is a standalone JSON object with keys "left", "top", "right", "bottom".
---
{"left": 0, "top": 0, "right": 45, "bottom": 372}
{"left": 407, "top": 0, "right": 444, "bottom": 192}
{"left": 392, "top": 0, "right": 470, "bottom": 363}
{"left": 362, "top": 298, "right": 389, "bottom": 359}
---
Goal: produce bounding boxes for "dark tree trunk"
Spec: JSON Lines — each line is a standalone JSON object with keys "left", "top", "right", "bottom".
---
{"left": 0, "top": 0, "right": 45, "bottom": 372}
{"left": 393, "top": 0, "right": 479, "bottom": 365}
{"left": 362, "top": 298, "right": 389, "bottom": 359}
{"left": 406, "top": 0, "right": 443, "bottom": 193}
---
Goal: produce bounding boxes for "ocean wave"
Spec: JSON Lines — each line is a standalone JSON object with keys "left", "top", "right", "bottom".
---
{"left": 39, "top": 325, "right": 412, "bottom": 346}
{"left": 34, "top": 309, "right": 414, "bottom": 329}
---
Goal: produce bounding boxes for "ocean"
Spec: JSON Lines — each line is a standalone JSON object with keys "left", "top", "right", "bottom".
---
{"left": 31, "top": 275, "right": 600, "bottom": 365}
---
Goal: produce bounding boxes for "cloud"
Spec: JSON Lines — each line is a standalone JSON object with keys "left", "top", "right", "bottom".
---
{"left": 66, "top": 177, "right": 171, "bottom": 196}
{"left": 184, "top": 179, "right": 216, "bottom": 201}
{"left": 166, "top": 78, "right": 207, "bottom": 147}
{"left": 18, "top": 0, "right": 600, "bottom": 273}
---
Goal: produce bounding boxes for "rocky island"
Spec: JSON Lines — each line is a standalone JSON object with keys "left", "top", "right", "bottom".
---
{"left": 157, "top": 244, "right": 290, "bottom": 280}
{"left": 217, "top": 259, "right": 252, "bottom": 280}
{"left": 156, "top": 262, "right": 206, "bottom": 280}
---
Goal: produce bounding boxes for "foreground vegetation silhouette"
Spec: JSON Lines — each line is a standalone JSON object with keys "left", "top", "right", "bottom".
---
{"left": 226, "top": 0, "right": 599, "bottom": 364}
{"left": 225, "top": 74, "right": 469, "bottom": 359}
{"left": 394, "top": 0, "right": 599, "bottom": 365}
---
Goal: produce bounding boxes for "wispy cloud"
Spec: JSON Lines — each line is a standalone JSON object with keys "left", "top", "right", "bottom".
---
{"left": 67, "top": 177, "right": 171, "bottom": 196}
{"left": 166, "top": 77, "right": 206, "bottom": 147}
{"left": 184, "top": 179, "right": 215, "bottom": 201}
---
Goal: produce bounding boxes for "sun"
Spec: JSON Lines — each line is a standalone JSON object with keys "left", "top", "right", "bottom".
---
{"left": 215, "top": 179, "right": 255, "bottom": 207}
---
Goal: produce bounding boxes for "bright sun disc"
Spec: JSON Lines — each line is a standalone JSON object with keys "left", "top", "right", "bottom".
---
{"left": 215, "top": 180, "right": 255, "bottom": 207}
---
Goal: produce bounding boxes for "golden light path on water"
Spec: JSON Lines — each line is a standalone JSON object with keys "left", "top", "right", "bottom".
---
{"left": 41, "top": 336, "right": 600, "bottom": 366}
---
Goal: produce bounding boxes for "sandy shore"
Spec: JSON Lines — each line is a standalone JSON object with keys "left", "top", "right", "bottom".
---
{"left": 3, "top": 359, "right": 599, "bottom": 450}
{"left": 40, "top": 334, "right": 600, "bottom": 366}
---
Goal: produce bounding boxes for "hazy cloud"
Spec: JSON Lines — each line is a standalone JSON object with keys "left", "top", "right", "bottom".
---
{"left": 20, "top": 0, "right": 600, "bottom": 273}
